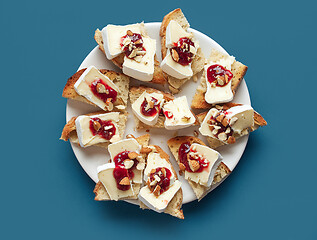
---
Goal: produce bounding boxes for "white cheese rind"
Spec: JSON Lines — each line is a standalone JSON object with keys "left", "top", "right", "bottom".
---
{"left": 165, "top": 20, "right": 192, "bottom": 48}
{"left": 108, "top": 138, "right": 141, "bottom": 161}
{"left": 138, "top": 151, "right": 181, "bottom": 212}
{"left": 74, "top": 66, "right": 119, "bottom": 110}
{"left": 138, "top": 180, "right": 181, "bottom": 212}
{"left": 160, "top": 20, "right": 195, "bottom": 79}
{"left": 225, "top": 105, "right": 254, "bottom": 135}
{"left": 75, "top": 112, "right": 120, "bottom": 147}
{"left": 160, "top": 50, "right": 193, "bottom": 79}
{"left": 122, "top": 37, "right": 156, "bottom": 82}
{"left": 163, "top": 96, "right": 195, "bottom": 130}
{"left": 108, "top": 138, "right": 142, "bottom": 184}
{"left": 205, "top": 56, "right": 235, "bottom": 104}
{"left": 184, "top": 143, "right": 223, "bottom": 187}
{"left": 102, "top": 24, "right": 143, "bottom": 60}
{"left": 97, "top": 162, "right": 135, "bottom": 201}
{"left": 131, "top": 91, "right": 164, "bottom": 126}
{"left": 199, "top": 105, "right": 254, "bottom": 141}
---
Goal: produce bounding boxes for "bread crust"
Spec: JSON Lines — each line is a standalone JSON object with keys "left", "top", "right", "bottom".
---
{"left": 196, "top": 103, "right": 267, "bottom": 149}
{"left": 160, "top": 9, "right": 205, "bottom": 92}
{"left": 94, "top": 29, "right": 166, "bottom": 85}
{"left": 62, "top": 68, "right": 130, "bottom": 110}
{"left": 167, "top": 136, "right": 231, "bottom": 200}
{"left": 139, "top": 145, "right": 184, "bottom": 219}
{"left": 191, "top": 49, "right": 248, "bottom": 109}
{"left": 60, "top": 111, "right": 128, "bottom": 149}
{"left": 93, "top": 134, "right": 151, "bottom": 201}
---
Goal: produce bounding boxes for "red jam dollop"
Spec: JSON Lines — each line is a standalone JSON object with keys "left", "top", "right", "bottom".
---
{"left": 140, "top": 97, "right": 160, "bottom": 117}
{"left": 163, "top": 110, "right": 173, "bottom": 119}
{"left": 121, "top": 32, "right": 145, "bottom": 58}
{"left": 178, "top": 142, "right": 209, "bottom": 173}
{"left": 90, "top": 79, "right": 117, "bottom": 103}
{"left": 149, "top": 167, "right": 172, "bottom": 194}
{"left": 206, "top": 64, "right": 233, "bottom": 87}
{"left": 171, "top": 37, "right": 195, "bottom": 66}
{"left": 113, "top": 166, "right": 130, "bottom": 191}
{"left": 112, "top": 151, "right": 139, "bottom": 191}
{"left": 89, "top": 117, "right": 116, "bottom": 140}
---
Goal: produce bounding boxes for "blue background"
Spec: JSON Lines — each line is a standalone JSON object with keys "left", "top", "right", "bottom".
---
{"left": 1, "top": 0, "right": 316, "bottom": 239}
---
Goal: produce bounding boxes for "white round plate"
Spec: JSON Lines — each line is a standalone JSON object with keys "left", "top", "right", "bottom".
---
{"left": 66, "top": 22, "right": 250, "bottom": 204}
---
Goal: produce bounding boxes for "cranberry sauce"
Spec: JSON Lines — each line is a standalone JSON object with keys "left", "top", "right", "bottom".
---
{"left": 163, "top": 111, "right": 173, "bottom": 119}
{"left": 89, "top": 117, "right": 116, "bottom": 140}
{"left": 149, "top": 167, "right": 172, "bottom": 194}
{"left": 113, "top": 166, "right": 130, "bottom": 191}
{"left": 90, "top": 79, "right": 117, "bottom": 103}
{"left": 113, "top": 151, "right": 138, "bottom": 180}
{"left": 178, "top": 142, "right": 209, "bottom": 173}
{"left": 206, "top": 64, "right": 233, "bottom": 87}
{"left": 171, "top": 37, "right": 195, "bottom": 66}
{"left": 121, "top": 32, "right": 145, "bottom": 58}
{"left": 140, "top": 97, "right": 160, "bottom": 117}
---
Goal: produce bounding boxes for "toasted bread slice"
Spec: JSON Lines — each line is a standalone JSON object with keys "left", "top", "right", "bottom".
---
{"left": 139, "top": 145, "right": 184, "bottom": 219}
{"left": 94, "top": 134, "right": 151, "bottom": 201}
{"left": 60, "top": 111, "right": 128, "bottom": 148}
{"left": 94, "top": 28, "right": 166, "bottom": 85}
{"left": 197, "top": 103, "right": 267, "bottom": 149}
{"left": 160, "top": 8, "right": 205, "bottom": 93}
{"left": 167, "top": 136, "right": 231, "bottom": 201}
{"left": 129, "top": 86, "right": 173, "bottom": 129}
{"left": 62, "top": 68, "right": 130, "bottom": 111}
{"left": 191, "top": 49, "right": 248, "bottom": 109}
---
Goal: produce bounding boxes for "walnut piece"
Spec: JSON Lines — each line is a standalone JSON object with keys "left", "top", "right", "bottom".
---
{"left": 188, "top": 160, "right": 200, "bottom": 172}
{"left": 93, "top": 121, "right": 101, "bottom": 132}
{"left": 171, "top": 49, "right": 179, "bottom": 62}
{"left": 119, "top": 177, "right": 130, "bottom": 186}
{"left": 128, "top": 152, "right": 139, "bottom": 160}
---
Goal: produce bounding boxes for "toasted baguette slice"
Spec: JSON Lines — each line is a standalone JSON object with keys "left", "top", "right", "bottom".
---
{"left": 160, "top": 8, "right": 205, "bottom": 93}
{"left": 191, "top": 49, "right": 248, "bottom": 109}
{"left": 139, "top": 145, "right": 184, "bottom": 219}
{"left": 129, "top": 86, "right": 173, "bottom": 129}
{"left": 94, "top": 134, "right": 151, "bottom": 201}
{"left": 197, "top": 103, "right": 267, "bottom": 149}
{"left": 62, "top": 68, "right": 130, "bottom": 111}
{"left": 60, "top": 111, "right": 128, "bottom": 148}
{"left": 94, "top": 28, "right": 166, "bottom": 85}
{"left": 167, "top": 136, "right": 231, "bottom": 201}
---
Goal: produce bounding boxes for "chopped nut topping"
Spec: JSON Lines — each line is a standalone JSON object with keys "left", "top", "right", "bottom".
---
{"left": 225, "top": 127, "right": 231, "bottom": 134}
{"left": 171, "top": 49, "right": 179, "bottom": 62}
{"left": 128, "top": 152, "right": 139, "bottom": 160}
{"left": 136, "top": 162, "right": 145, "bottom": 170}
{"left": 216, "top": 75, "right": 225, "bottom": 86}
{"left": 150, "top": 169, "right": 156, "bottom": 174}
{"left": 181, "top": 116, "right": 191, "bottom": 122}
{"left": 127, "top": 30, "right": 133, "bottom": 36}
{"left": 126, "top": 134, "right": 135, "bottom": 139}
{"left": 222, "top": 117, "right": 229, "bottom": 127}
{"left": 105, "top": 98, "right": 113, "bottom": 111}
{"left": 96, "top": 83, "right": 108, "bottom": 94}
{"left": 161, "top": 168, "right": 166, "bottom": 177}
{"left": 123, "top": 159, "right": 134, "bottom": 169}
{"left": 188, "top": 160, "right": 200, "bottom": 172}
{"left": 227, "top": 136, "right": 236, "bottom": 144}
{"left": 178, "top": 162, "right": 186, "bottom": 171}
{"left": 154, "top": 175, "right": 161, "bottom": 182}
{"left": 140, "top": 146, "right": 153, "bottom": 154}
{"left": 153, "top": 185, "right": 161, "bottom": 197}
{"left": 149, "top": 179, "right": 158, "bottom": 186}
{"left": 216, "top": 114, "right": 225, "bottom": 123}
{"left": 103, "top": 125, "right": 113, "bottom": 131}
{"left": 218, "top": 132, "right": 227, "bottom": 141}
{"left": 119, "top": 177, "right": 130, "bottom": 186}
{"left": 134, "top": 39, "right": 142, "bottom": 45}
{"left": 93, "top": 121, "right": 101, "bottom": 132}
